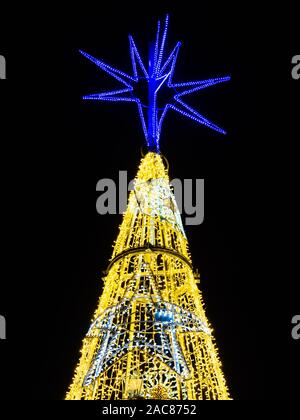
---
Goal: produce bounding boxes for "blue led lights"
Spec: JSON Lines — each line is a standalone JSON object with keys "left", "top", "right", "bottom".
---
{"left": 80, "top": 14, "right": 230, "bottom": 152}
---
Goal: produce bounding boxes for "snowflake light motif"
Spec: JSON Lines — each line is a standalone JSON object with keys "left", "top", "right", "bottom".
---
{"left": 80, "top": 14, "right": 230, "bottom": 152}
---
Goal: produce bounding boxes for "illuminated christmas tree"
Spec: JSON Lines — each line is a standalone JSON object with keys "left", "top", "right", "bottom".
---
{"left": 66, "top": 15, "right": 231, "bottom": 400}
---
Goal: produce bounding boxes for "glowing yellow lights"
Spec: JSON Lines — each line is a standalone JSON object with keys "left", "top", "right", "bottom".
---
{"left": 150, "top": 385, "right": 170, "bottom": 400}
{"left": 66, "top": 153, "right": 230, "bottom": 400}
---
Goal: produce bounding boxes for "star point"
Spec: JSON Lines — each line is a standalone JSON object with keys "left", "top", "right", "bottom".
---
{"left": 83, "top": 272, "right": 211, "bottom": 386}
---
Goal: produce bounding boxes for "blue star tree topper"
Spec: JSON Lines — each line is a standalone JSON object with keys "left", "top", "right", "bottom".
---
{"left": 80, "top": 14, "right": 230, "bottom": 153}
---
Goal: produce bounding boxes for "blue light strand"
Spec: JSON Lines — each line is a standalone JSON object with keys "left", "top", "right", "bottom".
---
{"left": 156, "top": 14, "right": 169, "bottom": 75}
{"left": 137, "top": 101, "right": 149, "bottom": 144}
{"left": 152, "top": 92, "right": 157, "bottom": 141}
{"left": 83, "top": 87, "right": 133, "bottom": 100}
{"left": 80, "top": 15, "right": 230, "bottom": 152}
{"left": 158, "top": 42, "right": 181, "bottom": 77}
{"left": 158, "top": 104, "right": 171, "bottom": 138}
{"left": 152, "top": 20, "right": 161, "bottom": 77}
{"left": 129, "top": 38, "right": 138, "bottom": 80}
{"left": 129, "top": 36, "right": 148, "bottom": 79}
{"left": 169, "top": 103, "right": 226, "bottom": 134}
{"left": 171, "top": 76, "right": 231, "bottom": 89}
{"left": 83, "top": 96, "right": 136, "bottom": 103}
{"left": 79, "top": 50, "right": 134, "bottom": 88}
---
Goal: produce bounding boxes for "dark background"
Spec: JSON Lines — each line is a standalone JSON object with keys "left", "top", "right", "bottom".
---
{"left": 0, "top": 1, "right": 299, "bottom": 401}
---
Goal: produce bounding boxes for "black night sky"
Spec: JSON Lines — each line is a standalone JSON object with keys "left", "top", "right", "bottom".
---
{"left": 0, "top": 1, "right": 299, "bottom": 402}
